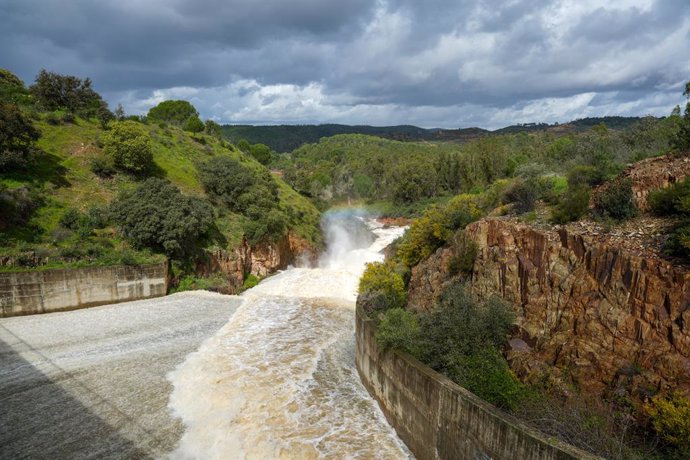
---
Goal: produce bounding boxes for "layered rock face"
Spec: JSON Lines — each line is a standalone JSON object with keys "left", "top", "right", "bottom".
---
{"left": 196, "top": 233, "right": 316, "bottom": 293}
{"left": 408, "top": 218, "right": 690, "bottom": 398}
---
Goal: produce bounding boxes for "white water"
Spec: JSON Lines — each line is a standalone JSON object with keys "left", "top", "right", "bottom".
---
{"left": 168, "top": 218, "right": 411, "bottom": 459}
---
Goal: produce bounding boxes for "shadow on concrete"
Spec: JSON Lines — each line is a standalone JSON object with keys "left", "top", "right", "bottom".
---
{"left": 0, "top": 333, "right": 150, "bottom": 459}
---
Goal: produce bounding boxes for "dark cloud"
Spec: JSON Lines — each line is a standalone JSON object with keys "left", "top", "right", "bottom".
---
{"left": 1, "top": 0, "right": 688, "bottom": 128}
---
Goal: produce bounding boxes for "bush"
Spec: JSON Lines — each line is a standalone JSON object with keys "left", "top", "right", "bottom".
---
{"left": 396, "top": 194, "right": 482, "bottom": 268}
{"left": 448, "top": 347, "right": 524, "bottom": 410}
{"left": 645, "top": 392, "right": 690, "bottom": 449}
{"left": 0, "top": 185, "right": 41, "bottom": 228}
{"left": 665, "top": 224, "right": 690, "bottom": 259}
{"left": 358, "top": 261, "right": 406, "bottom": 314}
{"left": 592, "top": 178, "right": 637, "bottom": 221}
{"left": 551, "top": 185, "right": 590, "bottom": 224}
{"left": 183, "top": 115, "right": 204, "bottom": 134}
{"left": 649, "top": 180, "right": 690, "bottom": 216}
{"left": 147, "top": 100, "right": 198, "bottom": 125}
{"left": 199, "top": 156, "right": 277, "bottom": 213}
{"left": 90, "top": 157, "right": 116, "bottom": 178}
{"left": 102, "top": 120, "right": 153, "bottom": 174}
{"left": 447, "top": 230, "right": 478, "bottom": 276}
{"left": 110, "top": 178, "right": 214, "bottom": 258}
{"left": 59, "top": 208, "right": 82, "bottom": 230}
{"left": 503, "top": 179, "right": 536, "bottom": 214}
{"left": 0, "top": 103, "right": 40, "bottom": 170}
{"left": 566, "top": 165, "right": 606, "bottom": 188}
{"left": 376, "top": 308, "right": 422, "bottom": 357}
{"left": 30, "top": 69, "right": 112, "bottom": 119}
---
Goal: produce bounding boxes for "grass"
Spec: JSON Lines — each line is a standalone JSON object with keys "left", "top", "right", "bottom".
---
{"left": 1, "top": 114, "right": 322, "bottom": 271}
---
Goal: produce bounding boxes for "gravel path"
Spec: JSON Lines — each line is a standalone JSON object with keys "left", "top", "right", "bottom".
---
{"left": 0, "top": 291, "right": 242, "bottom": 459}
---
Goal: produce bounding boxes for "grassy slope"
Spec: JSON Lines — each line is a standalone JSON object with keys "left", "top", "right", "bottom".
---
{"left": 0, "top": 115, "right": 321, "bottom": 269}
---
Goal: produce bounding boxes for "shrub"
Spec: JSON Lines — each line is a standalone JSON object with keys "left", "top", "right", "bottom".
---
{"left": 447, "top": 231, "right": 478, "bottom": 276}
{"left": 665, "top": 224, "right": 690, "bottom": 259}
{"left": 30, "top": 69, "right": 112, "bottom": 119}
{"left": 90, "top": 156, "right": 116, "bottom": 178}
{"left": 358, "top": 261, "right": 406, "bottom": 314}
{"left": 396, "top": 194, "right": 482, "bottom": 268}
{"left": 183, "top": 115, "right": 204, "bottom": 134}
{"left": 447, "top": 347, "right": 524, "bottom": 410}
{"left": 502, "top": 179, "right": 536, "bottom": 214}
{"left": 649, "top": 180, "right": 690, "bottom": 216}
{"left": 0, "top": 185, "right": 41, "bottom": 227}
{"left": 551, "top": 185, "right": 590, "bottom": 224}
{"left": 59, "top": 208, "right": 82, "bottom": 230}
{"left": 592, "top": 178, "right": 637, "bottom": 221}
{"left": 147, "top": 100, "right": 198, "bottom": 125}
{"left": 199, "top": 156, "right": 277, "bottom": 213}
{"left": 566, "top": 165, "right": 606, "bottom": 188}
{"left": 376, "top": 308, "right": 422, "bottom": 357}
{"left": 243, "top": 274, "right": 260, "bottom": 290}
{"left": 645, "top": 392, "right": 690, "bottom": 448}
{"left": 102, "top": 120, "right": 153, "bottom": 174}
{"left": 110, "top": 178, "right": 214, "bottom": 258}
{"left": 0, "top": 102, "right": 40, "bottom": 170}
{"left": 0, "top": 69, "right": 30, "bottom": 104}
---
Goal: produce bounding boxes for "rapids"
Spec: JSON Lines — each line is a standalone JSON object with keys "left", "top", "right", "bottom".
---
{"left": 167, "top": 216, "right": 412, "bottom": 459}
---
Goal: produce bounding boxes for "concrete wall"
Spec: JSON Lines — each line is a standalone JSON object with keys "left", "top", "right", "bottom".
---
{"left": 0, "top": 262, "right": 168, "bottom": 317}
{"left": 355, "top": 305, "right": 597, "bottom": 460}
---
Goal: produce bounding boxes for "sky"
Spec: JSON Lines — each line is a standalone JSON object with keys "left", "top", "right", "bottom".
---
{"left": 2, "top": 0, "right": 689, "bottom": 129}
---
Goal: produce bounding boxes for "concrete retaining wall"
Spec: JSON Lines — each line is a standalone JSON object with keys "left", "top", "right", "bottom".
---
{"left": 355, "top": 305, "right": 596, "bottom": 460}
{"left": 0, "top": 262, "right": 168, "bottom": 317}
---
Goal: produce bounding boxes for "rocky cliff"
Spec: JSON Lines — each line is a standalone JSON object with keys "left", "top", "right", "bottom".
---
{"left": 196, "top": 232, "right": 316, "bottom": 293}
{"left": 592, "top": 153, "right": 690, "bottom": 211}
{"left": 407, "top": 217, "right": 690, "bottom": 400}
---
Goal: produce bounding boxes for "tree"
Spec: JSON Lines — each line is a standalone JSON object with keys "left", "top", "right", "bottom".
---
{"left": 672, "top": 80, "right": 690, "bottom": 152}
{"left": 29, "top": 69, "right": 111, "bottom": 119}
{"left": 102, "top": 120, "right": 153, "bottom": 174}
{"left": 0, "top": 69, "right": 30, "bottom": 104}
{"left": 183, "top": 115, "right": 204, "bottom": 134}
{"left": 204, "top": 119, "right": 222, "bottom": 138}
{"left": 0, "top": 103, "right": 40, "bottom": 170}
{"left": 249, "top": 143, "right": 272, "bottom": 165}
{"left": 110, "top": 178, "right": 214, "bottom": 257}
{"left": 114, "top": 103, "right": 125, "bottom": 120}
{"left": 147, "top": 100, "right": 198, "bottom": 125}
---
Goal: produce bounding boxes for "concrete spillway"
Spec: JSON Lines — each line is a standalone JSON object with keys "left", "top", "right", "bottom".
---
{"left": 0, "top": 291, "right": 242, "bottom": 458}
{"left": 0, "top": 217, "right": 412, "bottom": 459}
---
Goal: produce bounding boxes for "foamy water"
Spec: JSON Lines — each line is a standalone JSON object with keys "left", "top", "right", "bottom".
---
{"left": 167, "top": 218, "right": 411, "bottom": 459}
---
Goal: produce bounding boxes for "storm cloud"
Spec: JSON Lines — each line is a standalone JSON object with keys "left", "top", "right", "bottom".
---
{"left": 2, "top": 0, "right": 689, "bottom": 128}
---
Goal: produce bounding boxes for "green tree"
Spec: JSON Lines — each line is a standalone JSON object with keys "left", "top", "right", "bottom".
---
{"left": 110, "top": 178, "right": 213, "bottom": 257}
{"left": 184, "top": 115, "right": 204, "bottom": 134}
{"left": 204, "top": 120, "right": 222, "bottom": 138}
{"left": 102, "top": 120, "right": 153, "bottom": 174}
{"left": 376, "top": 308, "right": 422, "bottom": 357}
{"left": 358, "top": 261, "right": 406, "bottom": 313}
{"left": 249, "top": 143, "right": 273, "bottom": 165}
{"left": 672, "top": 81, "right": 690, "bottom": 152}
{"left": 147, "top": 100, "right": 199, "bottom": 125}
{"left": 0, "top": 69, "right": 30, "bottom": 104}
{"left": 0, "top": 103, "right": 40, "bottom": 170}
{"left": 30, "top": 69, "right": 111, "bottom": 119}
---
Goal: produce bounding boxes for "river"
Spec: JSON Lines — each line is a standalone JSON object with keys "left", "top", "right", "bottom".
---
{"left": 0, "top": 214, "right": 411, "bottom": 459}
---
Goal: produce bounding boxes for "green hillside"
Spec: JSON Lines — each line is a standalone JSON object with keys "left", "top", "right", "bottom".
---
{"left": 222, "top": 117, "right": 651, "bottom": 153}
{"left": 0, "top": 70, "right": 321, "bottom": 275}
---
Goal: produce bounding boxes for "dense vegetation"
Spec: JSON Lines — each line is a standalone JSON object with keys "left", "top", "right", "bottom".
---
{"left": 281, "top": 114, "right": 679, "bottom": 216}
{"left": 222, "top": 117, "right": 646, "bottom": 153}
{"left": 0, "top": 69, "right": 321, "bottom": 281}
{"left": 357, "top": 82, "right": 690, "bottom": 458}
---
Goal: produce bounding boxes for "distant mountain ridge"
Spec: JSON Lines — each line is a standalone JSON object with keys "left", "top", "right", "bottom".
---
{"left": 221, "top": 116, "right": 649, "bottom": 152}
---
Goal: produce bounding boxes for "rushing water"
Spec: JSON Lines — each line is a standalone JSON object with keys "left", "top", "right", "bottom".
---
{"left": 168, "top": 214, "right": 412, "bottom": 459}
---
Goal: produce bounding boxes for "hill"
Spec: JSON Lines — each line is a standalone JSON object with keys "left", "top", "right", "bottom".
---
{"left": 222, "top": 117, "right": 649, "bottom": 152}
{"left": 0, "top": 70, "right": 321, "bottom": 287}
